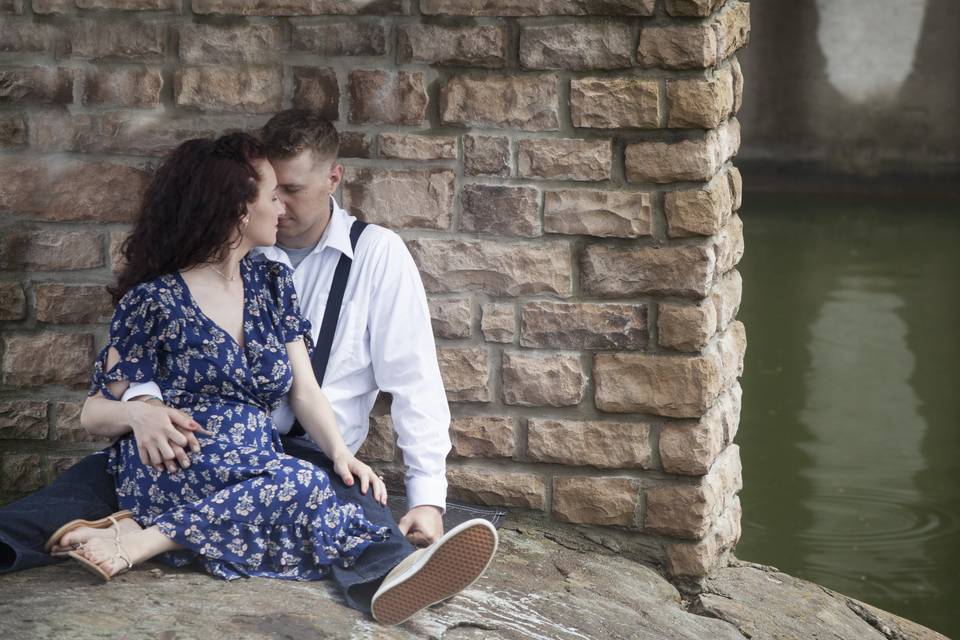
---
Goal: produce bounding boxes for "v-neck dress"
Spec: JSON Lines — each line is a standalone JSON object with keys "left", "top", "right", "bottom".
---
{"left": 88, "top": 256, "right": 389, "bottom": 580}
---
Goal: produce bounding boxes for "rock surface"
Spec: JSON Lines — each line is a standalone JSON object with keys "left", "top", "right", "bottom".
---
{"left": 0, "top": 528, "right": 945, "bottom": 640}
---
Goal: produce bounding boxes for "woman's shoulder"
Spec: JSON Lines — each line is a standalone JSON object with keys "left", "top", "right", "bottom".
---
{"left": 116, "top": 275, "right": 180, "bottom": 316}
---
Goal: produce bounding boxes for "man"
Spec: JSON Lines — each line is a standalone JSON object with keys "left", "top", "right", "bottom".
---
{"left": 0, "top": 110, "right": 492, "bottom": 624}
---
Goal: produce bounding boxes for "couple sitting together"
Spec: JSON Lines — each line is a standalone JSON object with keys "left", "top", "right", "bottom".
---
{"left": 0, "top": 109, "right": 497, "bottom": 626}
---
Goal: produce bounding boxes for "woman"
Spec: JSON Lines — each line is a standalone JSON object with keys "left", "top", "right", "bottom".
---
{"left": 59, "top": 133, "right": 393, "bottom": 583}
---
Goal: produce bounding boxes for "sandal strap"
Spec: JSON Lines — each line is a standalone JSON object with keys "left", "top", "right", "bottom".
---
{"left": 114, "top": 539, "right": 134, "bottom": 571}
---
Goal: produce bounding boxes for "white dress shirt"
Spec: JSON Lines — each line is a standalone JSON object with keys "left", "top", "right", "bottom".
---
{"left": 123, "top": 197, "right": 451, "bottom": 509}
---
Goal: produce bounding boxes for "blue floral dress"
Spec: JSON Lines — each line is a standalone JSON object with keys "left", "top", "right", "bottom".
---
{"left": 89, "top": 256, "right": 389, "bottom": 580}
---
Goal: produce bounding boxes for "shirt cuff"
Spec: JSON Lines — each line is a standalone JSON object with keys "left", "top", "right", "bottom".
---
{"left": 404, "top": 474, "right": 448, "bottom": 514}
{"left": 120, "top": 381, "right": 163, "bottom": 403}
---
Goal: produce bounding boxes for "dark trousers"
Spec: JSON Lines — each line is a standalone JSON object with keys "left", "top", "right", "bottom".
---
{"left": 0, "top": 438, "right": 414, "bottom": 613}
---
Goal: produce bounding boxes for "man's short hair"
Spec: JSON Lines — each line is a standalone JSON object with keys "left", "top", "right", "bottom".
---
{"left": 260, "top": 109, "right": 339, "bottom": 164}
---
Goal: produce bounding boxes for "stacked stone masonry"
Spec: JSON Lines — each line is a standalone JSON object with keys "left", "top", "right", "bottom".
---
{"left": 0, "top": 0, "right": 750, "bottom": 580}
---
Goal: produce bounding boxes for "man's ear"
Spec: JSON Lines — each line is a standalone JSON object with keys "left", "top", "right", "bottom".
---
{"left": 329, "top": 163, "right": 344, "bottom": 190}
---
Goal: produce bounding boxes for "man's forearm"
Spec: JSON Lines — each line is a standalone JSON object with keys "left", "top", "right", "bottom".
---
{"left": 79, "top": 393, "right": 139, "bottom": 437}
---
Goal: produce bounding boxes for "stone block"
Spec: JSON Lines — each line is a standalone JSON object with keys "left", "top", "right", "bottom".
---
{"left": 440, "top": 74, "right": 559, "bottom": 131}
{"left": 638, "top": 24, "right": 716, "bottom": 69}
{"left": 659, "top": 385, "right": 740, "bottom": 475}
{"left": 460, "top": 184, "right": 541, "bottom": 237}
{"left": 339, "top": 131, "right": 372, "bottom": 159}
{"left": 665, "top": 494, "right": 741, "bottom": 576}
{"left": 553, "top": 476, "right": 641, "bottom": 526}
{"left": 428, "top": 297, "right": 472, "bottom": 339}
{"left": 82, "top": 67, "right": 163, "bottom": 108}
{"left": 175, "top": 67, "right": 282, "bottom": 113}
{"left": 710, "top": 268, "right": 742, "bottom": 332}
{"left": 446, "top": 466, "right": 546, "bottom": 509}
{"left": 1, "top": 332, "right": 94, "bottom": 388}
{"left": 437, "top": 347, "right": 491, "bottom": 402}
{"left": 55, "top": 401, "right": 108, "bottom": 443}
{"left": 517, "top": 138, "right": 611, "bottom": 182}
{"left": 398, "top": 24, "right": 506, "bottom": 67}
{"left": 421, "top": 0, "right": 654, "bottom": 16}
{"left": 291, "top": 67, "right": 339, "bottom": 120}
{"left": 0, "top": 229, "right": 104, "bottom": 271}
{"left": 450, "top": 415, "right": 515, "bottom": 458}
{"left": 667, "top": 66, "right": 735, "bottom": 129}
{"left": 716, "top": 321, "right": 747, "bottom": 389}
{"left": 571, "top": 77, "right": 660, "bottom": 129}
{"left": 0, "top": 282, "right": 26, "bottom": 320}
{"left": 110, "top": 231, "right": 128, "bottom": 273}
{"left": 29, "top": 111, "right": 217, "bottom": 156}
{"left": 730, "top": 57, "right": 744, "bottom": 114}
{"left": 292, "top": 22, "right": 386, "bottom": 57}
{"left": 342, "top": 168, "right": 454, "bottom": 230}
{"left": 581, "top": 244, "right": 714, "bottom": 299}
{"left": 35, "top": 284, "right": 113, "bottom": 324}
{"left": 502, "top": 351, "right": 585, "bottom": 407}
{"left": 520, "top": 301, "right": 647, "bottom": 350}
{"left": 76, "top": 0, "right": 177, "bottom": 7}
{"left": 625, "top": 119, "right": 740, "bottom": 183}
{"left": 713, "top": 214, "right": 744, "bottom": 274}
{"left": 0, "top": 21, "right": 57, "bottom": 52}
{"left": 664, "top": 0, "right": 724, "bottom": 17}
{"left": 0, "top": 0, "right": 23, "bottom": 12}
{"left": 544, "top": 189, "right": 651, "bottom": 238}
{"left": 728, "top": 164, "right": 743, "bottom": 210}
{"left": 356, "top": 415, "right": 395, "bottom": 462}
{"left": 665, "top": 171, "right": 734, "bottom": 238}
{"left": 378, "top": 134, "right": 457, "bottom": 161}
{"left": 0, "top": 400, "right": 48, "bottom": 439}
{"left": 520, "top": 23, "right": 631, "bottom": 70}
{"left": 0, "top": 113, "right": 27, "bottom": 148}
{"left": 348, "top": 70, "right": 428, "bottom": 125}
{"left": 69, "top": 21, "right": 164, "bottom": 59}
{"left": 658, "top": 302, "right": 716, "bottom": 352}
{"left": 480, "top": 303, "right": 515, "bottom": 343}
{"left": 717, "top": 1, "right": 751, "bottom": 61}
{"left": 49, "top": 455, "right": 85, "bottom": 478}
{"left": 0, "top": 67, "right": 73, "bottom": 105}
{"left": 193, "top": 0, "right": 408, "bottom": 14}
{"left": 408, "top": 238, "right": 573, "bottom": 297}
{"left": 179, "top": 23, "right": 281, "bottom": 64}
{"left": 1, "top": 453, "right": 45, "bottom": 492}
{"left": 528, "top": 419, "right": 653, "bottom": 469}
{"left": 463, "top": 135, "right": 510, "bottom": 177}
{"left": 594, "top": 352, "right": 723, "bottom": 417}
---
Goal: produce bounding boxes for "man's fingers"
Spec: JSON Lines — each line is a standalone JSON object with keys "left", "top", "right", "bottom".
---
{"left": 137, "top": 443, "right": 150, "bottom": 467}
{"left": 406, "top": 530, "right": 432, "bottom": 548}
{"left": 156, "top": 440, "right": 179, "bottom": 473}
{"left": 172, "top": 445, "right": 191, "bottom": 469}
{"left": 165, "top": 425, "right": 188, "bottom": 448}
{"left": 185, "top": 431, "right": 201, "bottom": 453}
{"left": 397, "top": 514, "right": 412, "bottom": 536}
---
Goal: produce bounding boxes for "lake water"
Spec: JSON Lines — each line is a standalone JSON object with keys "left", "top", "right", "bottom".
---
{"left": 734, "top": 193, "right": 960, "bottom": 638}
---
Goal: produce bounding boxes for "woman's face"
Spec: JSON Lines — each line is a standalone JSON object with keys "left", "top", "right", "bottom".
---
{"left": 243, "top": 159, "right": 284, "bottom": 248}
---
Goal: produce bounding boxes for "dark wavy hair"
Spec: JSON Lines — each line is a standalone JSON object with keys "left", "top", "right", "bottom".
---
{"left": 110, "top": 132, "right": 266, "bottom": 303}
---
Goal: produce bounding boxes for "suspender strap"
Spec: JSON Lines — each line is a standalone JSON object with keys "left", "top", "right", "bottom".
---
{"left": 289, "top": 220, "right": 368, "bottom": 438}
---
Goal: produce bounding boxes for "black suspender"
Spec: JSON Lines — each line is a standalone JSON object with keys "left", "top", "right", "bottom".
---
{"left": 289, "top": 220, "right": 368, "bottom": 438}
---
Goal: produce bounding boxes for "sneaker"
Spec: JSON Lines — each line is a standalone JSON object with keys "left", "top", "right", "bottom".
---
{"left": 370, "top": 518, "right": 498, "bottom": 625}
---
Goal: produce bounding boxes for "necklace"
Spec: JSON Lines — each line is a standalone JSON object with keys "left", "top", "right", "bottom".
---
{"left": 209, "top": 264, "right": 237, "bottom": 282}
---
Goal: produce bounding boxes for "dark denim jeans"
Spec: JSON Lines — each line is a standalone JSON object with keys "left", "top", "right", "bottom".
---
{"left": 0, "top": 437, "right": 414, "bottom": 613}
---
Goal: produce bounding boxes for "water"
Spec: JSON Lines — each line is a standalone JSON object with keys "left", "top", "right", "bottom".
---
{"left": 735, "top": 193, "right": 960, "bottom": 638}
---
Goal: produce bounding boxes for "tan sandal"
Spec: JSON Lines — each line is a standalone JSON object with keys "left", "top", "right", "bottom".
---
{"left": 45, "top": 510, "right": 134, "bottom": 554}
{"left": 67, "top": 527, "right": 134, "bottom": 582}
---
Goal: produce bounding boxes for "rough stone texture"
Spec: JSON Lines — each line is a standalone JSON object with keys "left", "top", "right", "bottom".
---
{"left": 54, "top": 401, "right": 108, "bottom": 443}
{"left": 356, "top": 415, "right": 395, "bottom": 462}
{"left": 450, "top": 415, "right": 515, "bottom": 458}
{"left": 711, "top": 268, "right": 743, "bottom": 332}
{"left": 0, "top": 281, "right": 26, "bottom": 320}
{"left": 553, "top": 476, "right": 642, "bottom": 526}
{"left": 342, "top": 168, "right": 453, "bottom": 231}
{"left": 713, "top": 214, "right": 745, "bottom": 275}
{"left": 638, "top": 24, "right": 717, "bottom": 69}
{"left": 0, "top": 113, "right": 27, "bottom": 148}
{"left": 728, "top": 164, "right": 743, "bottom": 210}
{"left": 0, "top": 67, "right": 73, "bottom": 105}
{"left": 645, "top": 445, "right": 741, "bottom": 539}
{"left": 378, "top": 133, "right": 457, "bottom": 161}
{"left": 179, "top": 23, "right": 281, "bottom": 64}
{"left": 446, "top": 467, "right": 546, "bottom": 509}
{"left": 0, "top": 22, "right": 57, "bottom": 52}
{"left": 408, "top": 238, "right": 573, "bottom": 297}
{"left": 528, "top": 419, "right": 653, "bottom": 469}
{"left": 192, "top": 0, "right": 409, "bottom": 15}
{"left": 440, "top": 74, "right": 559, "bottom": 131}
{"left": 582, "top": 244, "right": 714, "bottom": 299}
{"left": 463, "top": 134, "right": 510, "bottom": 177}
{"left": 666, "top": 495, "right": 740, "bottom": 576}
{"left": 665, "top": 170, "right": 734, "bottom": 237}
{"left": 730, "top": 57, "right": 743, "bottom": 114}
{"left": 398, "top": 24, "right": 506, "bottom": 67}
{"left": 35, "top": 284, "right": 113, "bottom": 324}
{"left": 292, "top": 22, "right": 386, "bottom": 57}
{"left": 291, "top": 67, "right": 339, "bottom": 120}
{"left": 428, "top": 297, "right": 472, "bottom": 339}
{"left": 667, "top": 66, "right": 735, "bottom": 129}
{"left": 571, "top": 77, "right": 660, "bottom": 129}
{"left": 521, "top": 301, "right": 648, "bottom": 350}
{"left": 1, "top": 453, "right": 45, "bottom": 492}
{"left": 175, "top": 67, "right": 282, "bottom": 113}
{"left": 501, "top": 351, "right": 585, "bottom": 407}
{"left": 658, "top": 301, "right": 717, "bottom": 352}
{"left": 625, "top": 119, "right": 741, "bottom": 183}
{"left": 517, "top": 137, "right": 612, "bottom": 181}
{"left": 338, "top": 131, "right": 371, "bottom": 159}
{"left": 544, "top": 189, "right": 652, "bottom": 238}
{"left": 594, "top": 351, "right": 723, "bottom": 417}
{"left": 460, "top": 184, "right": 541, "bottom": 237}
{"left": 82, "top": 67, "right": 163, "bottom": 108}
{"left": 422, "top": 0, "right": 656, "bottom": 17}
{"left": 110, "top": 231, "right": 128, "bottom": 273}
{"left": 0, "top": 400, "right": 48, "bottom": 439}
{"left": 1, "top": 333, "right": 94, "bottom": 388}
{"left": 68, "top": 21, "right": 164, "bottom": 59}
{"left": 437, "top": 347, "right": 491, "bottom": 402}
{"left": 0, "top": 229, "right": 104, "bottom": 271}
{"left": 348, "top": 70, "right": 427, "bottom": 125}
{"left": 660, "top": 385, "right": 741, "bottom": 476}
{"left": 716, "top": 1, "right": 751, "bottom": 61}
{"left": 665, "top": 0, "right": 724, "bottom": 17}
{"left": 480, "top": 303, "right": 515, "bottom": 343}
{"left": 520, "top": 23, "right": 632, "bottom": 70}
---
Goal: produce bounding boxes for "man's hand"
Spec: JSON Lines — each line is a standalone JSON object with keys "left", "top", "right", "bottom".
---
{"left": 398, "top": 505, "right": 444, "bottom": 547}
{"left": 128, "top": 400, "right": 209, "bottom": 474}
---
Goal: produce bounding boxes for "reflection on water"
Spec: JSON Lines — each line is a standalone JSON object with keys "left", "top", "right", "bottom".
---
{"left": 736, "top": 194, "right": 960, "bottom": 638}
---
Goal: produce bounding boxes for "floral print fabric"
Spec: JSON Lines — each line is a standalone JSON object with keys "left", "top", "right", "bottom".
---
{"left": 89, "top": 256, "right": 389, "bottom": 580}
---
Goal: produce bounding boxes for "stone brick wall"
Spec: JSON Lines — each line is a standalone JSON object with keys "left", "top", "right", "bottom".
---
{"left": 0, "top": 0, "right": 749, "bottom": 580}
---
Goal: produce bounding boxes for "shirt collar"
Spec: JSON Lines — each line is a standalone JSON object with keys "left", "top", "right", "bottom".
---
{"left": 254, "top": 196, "right": 355, "bottom": 264}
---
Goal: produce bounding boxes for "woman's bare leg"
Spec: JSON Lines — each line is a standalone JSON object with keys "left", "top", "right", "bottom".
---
{"left": 73, "top": 526, "right": 182, "bottom": 577}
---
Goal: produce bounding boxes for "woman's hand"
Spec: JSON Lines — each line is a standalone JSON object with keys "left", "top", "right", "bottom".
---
{"left": 127, "top": 401, "right": 210, "bottom": 473}
{"left": 331, "top": 450, "right": 388, "bottom": 506}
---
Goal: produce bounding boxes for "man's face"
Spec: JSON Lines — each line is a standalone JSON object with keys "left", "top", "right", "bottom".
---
{"left": 270, "top": 149, "right": 343, "bottom": 249}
